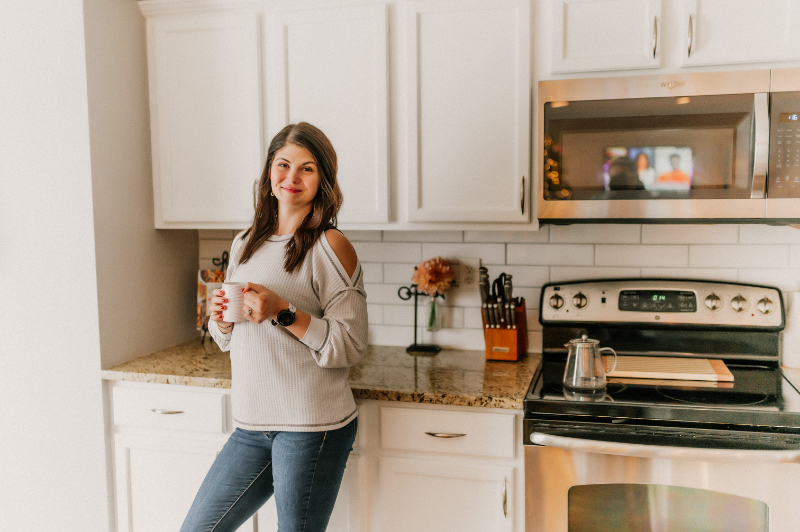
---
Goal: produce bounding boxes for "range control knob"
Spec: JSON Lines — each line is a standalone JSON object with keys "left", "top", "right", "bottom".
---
{"left": 757, "top": 297, "right": 775, "bottom": 315}
{"left": 731, "top": 295, "right": 749, "bottom": 313}
{"left": 704, "top": 293, "right": 722, "bottom": 311}
{"left": 549, "top": 294, "right": 564, "bottom": 309}
{"left": 572, "top": 292, "right": 588, "bottom": 309}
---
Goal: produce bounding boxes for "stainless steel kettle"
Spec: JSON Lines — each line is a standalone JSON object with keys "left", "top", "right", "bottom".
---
{"left": 563, "top": 334, "right": 618, "bottom": 390}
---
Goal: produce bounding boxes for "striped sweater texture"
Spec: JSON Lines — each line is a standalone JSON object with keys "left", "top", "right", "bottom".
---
{"left": 210, "top": 231, "right": 368, "bottom": 432}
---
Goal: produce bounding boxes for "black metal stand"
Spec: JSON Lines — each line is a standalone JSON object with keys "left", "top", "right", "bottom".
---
{"left": 397, "top": 285, "right": 441, "bottom": 355}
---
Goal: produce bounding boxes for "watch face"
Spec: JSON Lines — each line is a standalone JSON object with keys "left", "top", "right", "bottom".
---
{"left": 277, "top": 308, "right": 295, "bottom": 327}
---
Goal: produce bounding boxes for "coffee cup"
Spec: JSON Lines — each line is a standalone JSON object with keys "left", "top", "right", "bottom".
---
{"left": 221, "top": 282, "right": 247, "bottom": 323}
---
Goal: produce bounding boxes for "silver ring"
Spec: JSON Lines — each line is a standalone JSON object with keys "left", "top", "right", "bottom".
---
{"left": 247, "top": 307, "right": 252, "bottom": 316}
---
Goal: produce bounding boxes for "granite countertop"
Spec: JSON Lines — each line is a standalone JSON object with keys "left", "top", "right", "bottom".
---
{"left": 101, "top": 339, "right": 542, "bottom": 410}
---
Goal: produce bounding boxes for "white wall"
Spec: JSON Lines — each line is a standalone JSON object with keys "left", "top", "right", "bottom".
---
{"left": 0, "top": 1, "right": 199, "bottom": 530}
{"left": 0, "top": 1, "right": 109, "bottom": 530}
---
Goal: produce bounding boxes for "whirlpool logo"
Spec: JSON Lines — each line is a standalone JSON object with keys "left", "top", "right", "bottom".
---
{"left": 661, "top": 80, "right": 686, "bottom": 89}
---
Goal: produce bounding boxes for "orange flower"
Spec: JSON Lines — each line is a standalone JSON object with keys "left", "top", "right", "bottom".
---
{"left": 412, "top": 257, "right": 455, "bottom": 297}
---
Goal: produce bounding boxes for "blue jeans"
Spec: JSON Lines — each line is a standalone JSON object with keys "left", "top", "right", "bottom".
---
{"left": 180, "top": 418, "right": 357, "bottom": 532}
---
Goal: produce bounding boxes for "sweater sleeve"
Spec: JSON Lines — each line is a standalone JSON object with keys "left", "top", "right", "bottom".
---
{"left": 209, "top": 231, "right": 247, "bottom": 353}
{"left": 300, "top": 234, "right": 369, "bottom": 368}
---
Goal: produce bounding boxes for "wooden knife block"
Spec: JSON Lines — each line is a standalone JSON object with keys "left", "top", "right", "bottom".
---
{"left": 482, "top": 299, "right": 527, "bottom": 361}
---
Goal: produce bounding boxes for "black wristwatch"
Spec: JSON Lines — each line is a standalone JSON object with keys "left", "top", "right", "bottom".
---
{"left": 272, "top": 303, "right": 296, "bottom": 327}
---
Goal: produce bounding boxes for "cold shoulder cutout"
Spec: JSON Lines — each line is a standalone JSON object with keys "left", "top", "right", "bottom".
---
{"left": 324, "top": 228, "right": 358, "bottom": 279}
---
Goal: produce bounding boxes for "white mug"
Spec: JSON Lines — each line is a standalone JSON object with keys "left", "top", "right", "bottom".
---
{"left": 221, "top": 282, "right": 247, "bottom": 323}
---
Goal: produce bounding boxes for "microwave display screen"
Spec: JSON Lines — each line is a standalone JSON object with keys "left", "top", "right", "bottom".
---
{"left": 779, "top": 113, "right": 799, "bottom": 123}
{"left": 619, "top": 290, "right": 697, "bottom": 312}
{"left": 604, "top": 146, "right": 693, "bottom": 191}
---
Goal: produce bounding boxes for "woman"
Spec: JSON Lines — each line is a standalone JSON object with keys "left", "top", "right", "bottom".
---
{"left": 181, "top": 123, "right": 368, "bottom": 532}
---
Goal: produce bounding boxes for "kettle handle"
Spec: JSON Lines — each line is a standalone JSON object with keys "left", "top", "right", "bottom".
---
{"left": 600, "top": 347, "right": 618, "bottom": 374}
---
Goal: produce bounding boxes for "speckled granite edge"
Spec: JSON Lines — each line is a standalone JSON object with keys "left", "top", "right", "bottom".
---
{"left": 100, "top": 369, "right": 232, "bottom": 389}
{"left": 351, "top": 389, "right": 523, "bottom": 409}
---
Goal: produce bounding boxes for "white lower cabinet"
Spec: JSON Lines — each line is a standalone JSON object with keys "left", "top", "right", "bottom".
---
{"left": 108, "top": 382, "right": 523, "bottom": 532}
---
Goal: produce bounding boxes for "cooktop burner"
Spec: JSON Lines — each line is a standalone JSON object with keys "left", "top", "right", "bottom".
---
{"left": 655, "top": 387, "right": 769, "bottom": 406}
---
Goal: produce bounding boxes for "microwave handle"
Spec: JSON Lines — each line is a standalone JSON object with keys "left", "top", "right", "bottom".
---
{"left": 750, "top": 92, "right": 769, "bottom": 199}
{"left": 530, "top": 432, "right": 800, "bottom": 463}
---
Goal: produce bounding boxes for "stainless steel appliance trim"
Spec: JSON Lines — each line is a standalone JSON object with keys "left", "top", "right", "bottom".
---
{"left": 537, "top": 198, "right": 766, "bottom": 221}
{"left": 751, "top": 93, "right": 769, "bottom": 199}
{"left": 771, "top": 67, "right": 800, "bottom": 92}
{"left": 766, "top": 198, "right": 800, "bottom": 219}
{"left": 529, "top": 432, "right": 800, "bottom": 463}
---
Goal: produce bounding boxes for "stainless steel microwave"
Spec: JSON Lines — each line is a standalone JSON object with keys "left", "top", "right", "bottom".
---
{"left": 538, "top": 68, "right": 800, "bottom": 223}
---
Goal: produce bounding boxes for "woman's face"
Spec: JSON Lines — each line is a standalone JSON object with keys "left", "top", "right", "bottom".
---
{"left": 636, "top": 153, "right": 648, "bottom": 170}
{"left": 270, "top": 143, "right": 321, "bottom": 210}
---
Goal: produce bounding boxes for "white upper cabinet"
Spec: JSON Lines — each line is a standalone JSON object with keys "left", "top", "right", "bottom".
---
{"left": 680, "top": 0, "right": 800, "bottom": 67}
{"left": 551, "top": 0, "right": 662, "bottom": 73}
{"left": 266, "top": 4, "right": 390, "bottom": 224}
{"left": 404, "top": 0, "right": 532, "bottom": 223}
{"left": 141, "top": 5, "right": 263, "bottom": 229}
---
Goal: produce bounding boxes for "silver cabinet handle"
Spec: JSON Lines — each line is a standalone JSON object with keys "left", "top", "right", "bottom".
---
{"left": 424, "top": 432, "right": 466, "bottom": 438}
{"left": 520, "top": 176, "right": 525, "bottom": 215}
{"left": 150, "top": 409, "right": 184, "bottom": 415}
{"left": 688, "top": 15, "right": 693, "bottom": 57}
{"left": 502, "top": 477, "right": 507, "bottom": 518}
{"left": 652, "top": 17, "right": 658, "bottom": 58}
{"left": 750, "top": 93, "right": 769, "bottom": 199}
{"left": 252, "top": 179, "right": 260, "bottom": 211}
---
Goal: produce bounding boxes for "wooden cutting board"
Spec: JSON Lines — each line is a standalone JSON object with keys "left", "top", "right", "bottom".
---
{"left": 603, "top": 355, "right": 734, "bottom": 382}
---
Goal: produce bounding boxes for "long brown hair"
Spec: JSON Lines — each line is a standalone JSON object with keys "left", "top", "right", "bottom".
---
{"left": 239, "top": 122, "right": 342, "bottom": 272}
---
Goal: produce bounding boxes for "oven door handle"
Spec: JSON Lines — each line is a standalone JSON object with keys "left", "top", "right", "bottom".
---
{"left": 530, "top": 432, "right": 800, "bottom": 463}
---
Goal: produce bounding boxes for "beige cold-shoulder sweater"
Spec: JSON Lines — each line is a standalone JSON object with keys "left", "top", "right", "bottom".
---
{"left": 209, "top": 230, "right": 368, "bottom": 432}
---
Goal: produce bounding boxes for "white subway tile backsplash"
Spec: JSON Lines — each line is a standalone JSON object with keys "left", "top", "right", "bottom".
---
{"left": 364, "top": 283, "right": 414, "bottom": 305}
{"left": 383, "top": 263, "right": 418, "bottom": 284}
{"left": 514, "top": 287, "right": 542, "bottom": 309}
{"left": 595, "top": 245, "right": 688, "bottom": 267}
{"left": 383, "top": 230, "right": 463, "bottom": 242}
{"left": 421, "top": 242, "right": 506, "bottom": 265}
{"left": 368, "top": 325, "right": 412, "bottom": 347}
{"left": 367, "top": 304, "right": 384, "bottom": 325}
{"left": 440, "top": 305, "right": 464, "bottom": 329}
{"left": 507, "top": 244, "right": 594, "bottom": 266}
{"left": 422, "top": 327, "right": 486, "bottom": 351}
{"left": 464, "top": 228, "right": 549, "bottom": 243}
{"left": 361, "top": 263, "right": 383, "bottom": 283}
{"left": 481, "top": 265, "right": 550, "bottom": 287}
{"left": 738, "top": 269, "right": 800, "bottom": 293}
{"left": 463, "top": 307, "right": 484, "bottom": 329}
{"left": 550, "top": 266, "right": 641, "bottom": 282}
{"left": 353, "top": 242, "right": 421, "bottom": 263}
{"left": 791, "top": 245, "right": 800, "bottom": 268}
{"left": 689, "top": 245, "right": 789, "bottom": 269}
{"left": 550, "top": 224, "right": 641, "bottom": 244}
{"left": 641, "top": 224, "right": 739, "bottom": 244}
{"left": 383, "top": 304, "right": 416, "bottom": 327}
{"left": 199, "top": 239, "right": 234, "bottom": 259}
{"left": 640, "top": 268, "right": 738, "bottom": 282}
{"left": 740, "top": 225, "right": 800, "bottom": 244}
{"left": 342, "top": 230, "right": 382, "bottom": 242}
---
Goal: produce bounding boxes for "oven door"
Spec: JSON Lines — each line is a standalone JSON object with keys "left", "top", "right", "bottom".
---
{"left": 538, "top": 69, "right": 771, "bottom": 223}
{"left": 524, "top": 434, "right": 800, "bottom": 532}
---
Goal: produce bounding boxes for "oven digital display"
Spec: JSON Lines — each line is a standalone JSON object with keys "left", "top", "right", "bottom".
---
{"left": 779, "top": 112, "right": 799, "bottom": 123}
{"left": 619, "top": 290, "right": 696, "bottom": 312}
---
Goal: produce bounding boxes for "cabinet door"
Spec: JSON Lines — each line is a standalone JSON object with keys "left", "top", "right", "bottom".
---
{"left": 145, "top": 10, "right": 263, "bottom": 228}
{"left": 551, "top": 0, "right": 662, "bottom": 73}
{"left": 256, "top": 453, "right": 366, "bottom": 532}
{"left": 404, "top": 0, "right": 531, "bottom": 223}
{"left": 681, "top": 0, "right": 800, "bottom": 66}
{"left": 113, "top": 433, "right": 253, "bottom": 532}
{"left": 379, "top": 456, "right": 515, "bottom": 532}
{"left": 266, "top": 4, "right": 389, "bottom": 224}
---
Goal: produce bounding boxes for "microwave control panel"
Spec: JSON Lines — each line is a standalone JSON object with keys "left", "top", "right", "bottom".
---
{"left": 540, "top": 279, "right": 783, "bottom": 329}
{"left": 768, "top": 91, "right": 800, "bottom": 198}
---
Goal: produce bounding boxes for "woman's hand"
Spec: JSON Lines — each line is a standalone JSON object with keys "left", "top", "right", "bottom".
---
{"left": 242, "top": 282, "right": 285, "bottom": 324}
{"left": 209, "top": 288, "right": 233, "bottom": 330}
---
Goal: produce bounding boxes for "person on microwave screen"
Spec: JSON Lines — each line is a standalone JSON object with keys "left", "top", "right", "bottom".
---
{"left": 657, "top": 153, "right": 691, "bottom": 185}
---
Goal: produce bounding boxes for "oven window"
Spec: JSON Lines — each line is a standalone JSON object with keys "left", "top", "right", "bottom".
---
{"left": 543, "top": 94, "right": 755, "bottom": 201}
{"left": 568, "top": 484, "right": 767, "bottom": 532}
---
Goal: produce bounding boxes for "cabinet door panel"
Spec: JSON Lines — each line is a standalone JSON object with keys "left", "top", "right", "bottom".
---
{"left": 267, "top": 5, "right": 389, "bottom": 224}
{"left": 551, "top": 0, "right": 662, "bottom": 72}
{"left": 682, "top": 0, "right": 800, "bottom": 66}
{"left": 149, "top": 12, "right": 262, "bottom": 227}
{"left": 380, "top": 456, "right": 514, "bottom": 532}
{"left": 405, "top": 0, "right": 531, "bottom": 223}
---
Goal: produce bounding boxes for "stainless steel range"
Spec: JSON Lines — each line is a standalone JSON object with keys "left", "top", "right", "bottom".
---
{"left": 523, "top": 279, "right": 800, "bottom": 532}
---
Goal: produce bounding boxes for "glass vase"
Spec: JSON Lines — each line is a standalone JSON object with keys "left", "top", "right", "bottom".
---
{"left": 426, "top": 296, "right": 442, "bottom": 332}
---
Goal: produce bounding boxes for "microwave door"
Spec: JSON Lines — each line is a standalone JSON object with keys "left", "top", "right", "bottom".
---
{"left": 765, "top": 68, "right": 800, "bottom": 221}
